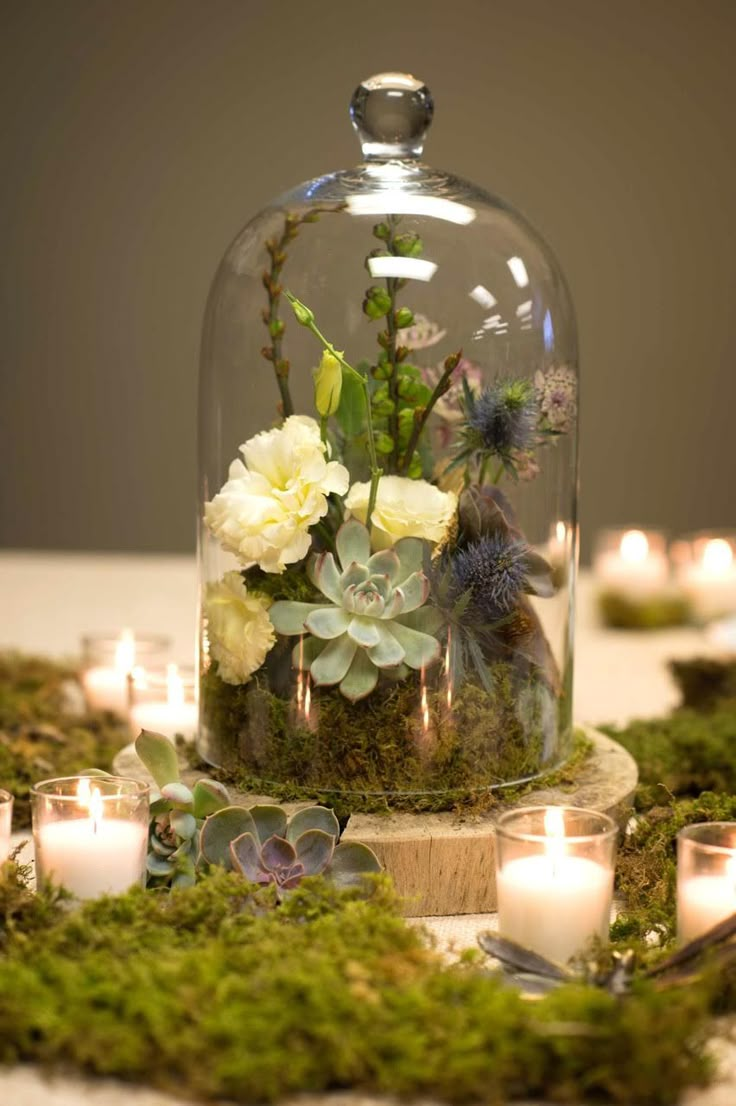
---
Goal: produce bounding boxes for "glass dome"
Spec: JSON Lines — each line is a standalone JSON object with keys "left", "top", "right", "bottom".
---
{"left": 197, "top": 72, "right": 578, "bottom": 806}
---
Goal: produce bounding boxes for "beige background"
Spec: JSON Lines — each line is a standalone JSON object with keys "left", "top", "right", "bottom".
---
{"left": 1, "top": 0, "right": 734, "bottom": 558}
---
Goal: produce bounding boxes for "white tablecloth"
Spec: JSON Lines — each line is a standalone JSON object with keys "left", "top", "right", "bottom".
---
{"left": 1, "top": 550, "right": 732, "bottom": 1106}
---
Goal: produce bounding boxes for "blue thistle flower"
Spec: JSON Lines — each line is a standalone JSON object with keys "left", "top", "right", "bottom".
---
{"left": 465, "top": 378, "right": 538, "bottom": 456}
{"left": 451, "top": 533, "right": 530, "bottom": 622}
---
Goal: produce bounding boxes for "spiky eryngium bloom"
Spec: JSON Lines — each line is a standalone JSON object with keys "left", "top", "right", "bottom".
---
{"left": 268, "top": 519, "right": 442, "bottom": 702}
{"left": 466, "top": 377, "right": 537, "bottom": 454}
{"left": 450, "top": 532, "right": 555, "bottom": 623}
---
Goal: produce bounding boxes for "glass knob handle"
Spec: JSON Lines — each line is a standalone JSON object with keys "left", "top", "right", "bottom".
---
{"left": 350, "top": 72, "right": 433, "bottom": 161}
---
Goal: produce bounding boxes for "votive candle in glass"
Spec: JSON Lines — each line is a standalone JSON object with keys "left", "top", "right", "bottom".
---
{"left": 496, "top": 805, "right": 617, "bottom": 965}
{"left": 672, "top": 533, "right": 736, "bottom": 623}
{"left": 81, "top": 630, "right": 170, "bottom": 714}
{"left": 129, "top": 663, "right": 198, "bottom": 742}
{"left": 32, "top": 776, "right": 149, "bottom": 900}
{"left": 0, "top": 790, "right": 13, "bottom": 863}
{"left": 593, "top": 528, "right": 669, "bottom": 599}
{"left": 677, "top": 822, "right": 736, "bottom": 943}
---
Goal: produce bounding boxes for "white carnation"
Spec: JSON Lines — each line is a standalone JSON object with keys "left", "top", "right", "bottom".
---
{"left": 205, "top": 572, "right": 276, "bottom": 685}
{"left": 205, "top": 415, "right": 349, "bottom": 573}
{"left": 345, "top": 476, "right": 457, "bottom": 551}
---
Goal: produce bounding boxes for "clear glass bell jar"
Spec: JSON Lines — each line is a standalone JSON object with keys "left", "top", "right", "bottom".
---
{"left": 198, "top": 72, "right": 578, "bottom": 806}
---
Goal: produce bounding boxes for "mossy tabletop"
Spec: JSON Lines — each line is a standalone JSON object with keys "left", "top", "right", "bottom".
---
{"left": 3, "top": 651, "right": 736, "bottom": 1104}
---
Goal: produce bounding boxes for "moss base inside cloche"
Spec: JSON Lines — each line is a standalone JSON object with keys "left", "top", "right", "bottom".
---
{"left": 200, "top": 660, "right": 570, "bottom": 814}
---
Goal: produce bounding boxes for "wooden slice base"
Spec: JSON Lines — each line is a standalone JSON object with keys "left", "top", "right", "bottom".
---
{"left": 114, "top": 726, "right": 637, "bottom": 917}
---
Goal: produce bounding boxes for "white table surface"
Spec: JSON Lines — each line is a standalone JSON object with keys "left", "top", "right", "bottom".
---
{"left": 1, "top": 549, "right": 733, "bottom": 1106}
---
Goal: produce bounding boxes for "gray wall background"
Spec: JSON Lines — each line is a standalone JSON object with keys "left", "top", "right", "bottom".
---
{"left": 1, "top": 0, "right": 735, "bottom": 560}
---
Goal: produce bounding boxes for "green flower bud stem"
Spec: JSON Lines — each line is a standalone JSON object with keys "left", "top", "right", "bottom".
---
{"left": 398, "top": 349, "right": 464, "bottom": 475}
{"left": 261, "top": 206, "right": 344, "bottom": 421}
{"left": 285, "top": 292, "right": 383, "bottom": 533}
{"left": 383, "top": 214, "right": 402, "bottom": 473}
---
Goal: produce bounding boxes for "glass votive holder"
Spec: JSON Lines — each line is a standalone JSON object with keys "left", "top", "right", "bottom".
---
{"left": 81, "top": 630, "right": 171, "bottom": 714}
{"left": 129, "top": 663, "right": 198, "bottom": 743}
{"left": 671, "top": 532, "right": 736, "bottom": 624}
{"left": 677, "top": 822, "right": 736, "bottom": 944}
{"left": 495, "top": 805, "right": 618, "bottom": 965}
{"left": 32, "top": 775, "right": 150, "bottom": 900}
{"left": 0, "top": 790, "right": 13, "bottom": 863}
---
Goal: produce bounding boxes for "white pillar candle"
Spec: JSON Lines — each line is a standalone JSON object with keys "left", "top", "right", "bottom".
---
{"left": 593, "top": 529, "right": 669, "bottom": 599}
{"left": 129, "top": 664, "right": 197, "bottom": 742}
{"left": 677, "top": 866, "right": 736, "bottom": 944}
{"left": 32, "top": 777, "right": 149, "bottom": 900}
{"left": 678, "top": 538, "right": 736, "bottom": 623}
{"left": 81, "top": 629, "right": 136, "bottom": 713}
{"left": 677, "top": 822, "right": 736, "bottom": 944}
{"left": 497, "top": 853, "right": 613, "bottom": 965}
{"left": 496, "top": 807, "right": 616, "bottom": 965}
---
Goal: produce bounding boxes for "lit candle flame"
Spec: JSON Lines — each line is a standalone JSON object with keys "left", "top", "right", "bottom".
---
{"left": 77, "top": 778, "right": 103, "bottom": 835}
{"left": 703, "top": 538, "right": 733, "bottom": 575}
{"left": 555, "top": 521, "right": 566, "bottom": 544}
{"left": 304, "top": 677, "right": 312, "bottom": 720}
{"left": 544, "top": 806, "right": 566, "bottom": 877}
{"left": 89, "top": 786, "right": 103, "bottom": 835}
{"left": 166, "top": 663, "right": 185, "bottom": 709}
{"left": 114, "top": 628, "right": 136, "bottom": 673}
{"left": 620, "top": 530, "right": 649, "bottom": 564}
{"left": 420, "top": 667, "right": 429, "bottom": 733}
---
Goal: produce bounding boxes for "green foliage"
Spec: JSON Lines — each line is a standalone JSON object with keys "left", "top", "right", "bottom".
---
{"left": 0, "top": 654, "right": 129, "bottom": 828}
{"left": 598, "top": 590, "right": 690, "bottom": 630}
{"left": 242, "top": 564, "right": 320, "bottom": 604}
{"left": 0, "top": 865, "right": 714, "bottom": 1104}
{"left": 603, "top": 703, "right": 736, "bottom": 809}
{"left": 669, "top": 655, "right": 736, "bottom": 712}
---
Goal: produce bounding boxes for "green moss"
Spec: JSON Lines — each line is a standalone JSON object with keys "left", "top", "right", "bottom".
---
{"left": 201, "top": 661, "right": 573, "bottom": 815}
{"left": 612, "top": 792, "right": 736, "bottom": 943}
{"left": 598, "top": 590, "right": 690, "bottom": 630}
{"left": 0, "top": 864, "right": 715, "bottom": 1104}
{"left": 603, "top": 704, "right": 736, "bottom": 810}
{"left": 669, "top": 655, "right": 736, "bottom": 712}
{"left": 0, "top": 654, "right": 129, "bottom": 827}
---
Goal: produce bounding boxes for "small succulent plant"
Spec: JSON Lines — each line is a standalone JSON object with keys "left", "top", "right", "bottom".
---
{"left": 136, "top": 730, "right": 230, "bottom": 888}
{"left": 200, "top": 802, "right": 381, "bottom": 898}
{"left": 269, "top": 518, "right": 442, "bottom": 701}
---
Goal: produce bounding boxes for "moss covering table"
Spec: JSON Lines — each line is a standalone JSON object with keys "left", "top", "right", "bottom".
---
{"left": 1, "top": 550, "right": 733, "bottom": 1106}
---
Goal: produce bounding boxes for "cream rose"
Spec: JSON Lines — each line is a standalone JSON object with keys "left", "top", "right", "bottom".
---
{"left": 205, "top": 572, "right": 276, "bottom": 685}
{"left": 204, "top": 415, "right": 349, "bottom": 573}
{"left": 345, "top": 476, "right": 457, "bottom": 551}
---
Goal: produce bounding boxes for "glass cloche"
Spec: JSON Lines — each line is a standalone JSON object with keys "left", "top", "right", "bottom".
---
{"left": 197, "top": 72, "right": 578, "bottom": 805}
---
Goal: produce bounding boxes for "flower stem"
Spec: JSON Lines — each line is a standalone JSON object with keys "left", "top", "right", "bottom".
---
{"left": 384, "top": 215, "right": 401, "bottom": 473}
{"left": 491, "top": 461, "right": 505, "bottom": 485}
{"left": 399, "top": 350, "right": 462, "bottom": 474}
{"left": 260, "top": 206, "right": 344, "bottom": 420}
{"left": 285, "top": 292, "right": 383, "bottom": 533}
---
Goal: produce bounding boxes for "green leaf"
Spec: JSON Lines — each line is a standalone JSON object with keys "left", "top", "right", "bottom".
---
{"left": 191, "top": 779, "right": 230, "bottom": 820}
{"left": 169, "top": 811, "right": 197, "bottom": 840}
{"left": 287, "top": 805, "right": 340, "bottom": 844}
{"left": 135, "top": 731, "right": 180, "bottom": 788}
{"left": 161, "top": 782, "right": 194, "bottom": 808}
{"left": 293, "top": 828, "right": 335, "bottom": 875}
{"left": 329, "top": 841, "right": 382, "bottom": 888}
{"left": 200, "top": 807, "right": 257, "bottom": 869}
{"left": 249, "top": 805, "right": 288, "bottom": 846}
{"left": 374, "top": 432, "right": 395, "bottom": 454}
{"left": 286, "top": 805, "right": 340, "bottom": 844}
{"left": 335, "top": 368, "right": 366, "bottom": 438}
